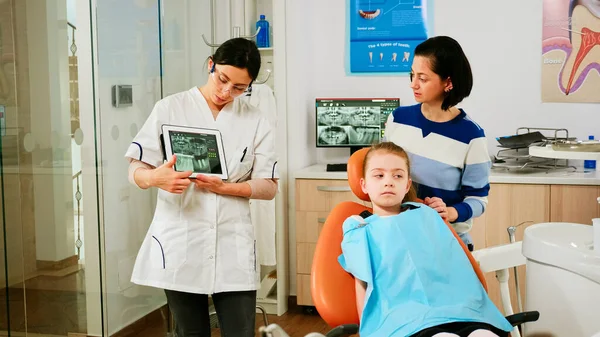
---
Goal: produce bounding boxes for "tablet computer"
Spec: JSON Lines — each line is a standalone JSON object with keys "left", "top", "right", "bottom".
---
{"left": 161, "top": 124, "right": 228, "bottom": 180}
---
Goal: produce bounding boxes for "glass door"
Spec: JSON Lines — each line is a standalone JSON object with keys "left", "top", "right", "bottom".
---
{"left": 0, "top": 0, "right": 104, "bottom": 335}
{"left": 92, "top": 0, "right": 215, "bottom": 335}
{"left": 0, "top": 0, "right": 218, "bottom": 335}
{"left": 93, "top": 0, "right": 167, "bottom": 334}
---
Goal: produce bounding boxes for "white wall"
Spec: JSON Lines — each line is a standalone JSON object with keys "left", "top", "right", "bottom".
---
{"left": 284, "top": 0, "right": 600, "bottom": 295}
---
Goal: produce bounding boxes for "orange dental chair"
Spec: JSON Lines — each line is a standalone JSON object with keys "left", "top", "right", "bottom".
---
{"left": 309, "top": 148, "right": 540, "bottom": 337}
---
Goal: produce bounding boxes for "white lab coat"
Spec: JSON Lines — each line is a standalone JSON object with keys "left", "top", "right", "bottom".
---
{"left": 124, "top": 87, "right": 279, "bottom": 294}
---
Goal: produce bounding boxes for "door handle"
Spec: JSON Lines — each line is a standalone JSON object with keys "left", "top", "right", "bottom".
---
{"left": 316, "top": 186, "right": 350, "bottom": 192}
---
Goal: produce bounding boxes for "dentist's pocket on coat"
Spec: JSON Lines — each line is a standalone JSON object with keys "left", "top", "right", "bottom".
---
{"left": 235, "top": 230, "right": 256, "bottom": 273}
{"left": 149, "top": 220, "right": 188, "bottom": 270}
{"left": 228, "top": 147, "right": 254, "bottom": 183}
{"left": 231, "top": 197, "right": 255, "bottom": 272}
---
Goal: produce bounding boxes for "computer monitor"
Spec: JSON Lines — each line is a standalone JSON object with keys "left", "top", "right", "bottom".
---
{"left": 316, "top": 98, "right": 400, "bottom": 155}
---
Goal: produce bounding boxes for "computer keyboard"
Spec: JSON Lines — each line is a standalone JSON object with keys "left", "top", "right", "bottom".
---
{"left": 326, "top": 163, "right": 347, "bottom": 172}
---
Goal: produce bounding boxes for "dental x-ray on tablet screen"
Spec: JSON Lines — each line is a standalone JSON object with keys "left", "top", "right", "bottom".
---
{"left": 161, "top": 125, "right": 228, "bottom": 180}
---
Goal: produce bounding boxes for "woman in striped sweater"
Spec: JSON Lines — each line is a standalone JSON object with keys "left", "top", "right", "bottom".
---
{"left": 385, "top": 36, "right": 491, "bottom": 250}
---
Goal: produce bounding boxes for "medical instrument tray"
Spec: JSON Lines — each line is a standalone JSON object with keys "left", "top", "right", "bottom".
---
{"left": 493, "top": 127, "right": 575, "bottom": 173}
{"left": 496, "top": 131, "right": 546, "bottom": 149}
{"left": 551, "top": 139, "right": 600, "bottom": 152}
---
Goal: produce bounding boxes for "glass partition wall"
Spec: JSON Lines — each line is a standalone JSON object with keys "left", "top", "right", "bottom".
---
{"left": 0, "top": 0, "right": 214, "bottom": 335}
{"left": 94, "top": 0, "right": 213, "bottom": 335}
{"left": 0, "top": 0, "right": 103, "bottom": 335}
{"left": 93, "top": 0, "right": 165, "bottom": 335}
{"left": 0, "top": 0, "right": 267, "bottom": 333}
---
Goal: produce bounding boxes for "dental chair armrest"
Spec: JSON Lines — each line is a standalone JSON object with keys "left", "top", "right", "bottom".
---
{"left": 472, "top": 241, "right": 525, "bottom": 273}
{"left": 505, "top": 311, "right": 540, "bottom": 326}
{"left": 325, "top": 324, "right": 359, "bottom": 337}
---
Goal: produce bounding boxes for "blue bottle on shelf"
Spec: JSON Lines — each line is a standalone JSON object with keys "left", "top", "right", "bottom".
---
{"left": 584, "top": 135, "right": 596, "bottom": 170}
{"left": 256, "top": 14, "right": 270, "bottom": 48}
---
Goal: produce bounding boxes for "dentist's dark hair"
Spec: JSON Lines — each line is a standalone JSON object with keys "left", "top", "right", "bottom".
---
{"left": 414, "top": 36, "right": 473, "bottom": 111}
{"left": 210, "top": 38, "right": 261, "bottom": 81}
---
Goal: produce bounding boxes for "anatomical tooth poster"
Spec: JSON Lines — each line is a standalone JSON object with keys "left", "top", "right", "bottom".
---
{"left": 542, "top": 0, "right": 600, "bottom": 103}
{"left": 348, "top": 0, "right": 433, "bottom": 74}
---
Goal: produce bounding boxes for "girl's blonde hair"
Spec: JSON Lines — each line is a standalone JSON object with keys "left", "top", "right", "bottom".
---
{"left": 362, "top": 142, "right": 418, "bottom": 203}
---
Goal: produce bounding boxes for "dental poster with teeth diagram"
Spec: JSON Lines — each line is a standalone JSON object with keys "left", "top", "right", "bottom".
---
{"left": 348, "top": 0, "right": 433, "bottom": 74}
{"left": 542, "top": 0, "right": 600, "bottom": 103}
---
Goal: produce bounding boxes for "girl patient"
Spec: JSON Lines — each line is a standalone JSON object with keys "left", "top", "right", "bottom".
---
{"left": 338, "top": 142, "right": 513, "bottom": 337}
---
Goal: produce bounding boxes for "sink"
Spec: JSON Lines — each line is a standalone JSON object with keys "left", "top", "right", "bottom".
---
{"left": 523, "top": 222, "right": 600, "bottom": 337}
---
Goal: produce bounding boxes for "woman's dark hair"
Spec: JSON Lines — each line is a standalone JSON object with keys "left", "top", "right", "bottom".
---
{"left": 211, "top": 37, "right": 261, "bottom": 81}
{"left": 414, "top": 36, "right": 473, "bottom": 111}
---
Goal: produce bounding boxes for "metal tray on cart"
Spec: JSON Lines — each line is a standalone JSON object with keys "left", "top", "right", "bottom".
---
{"left": 551, "top": 140, "right": 600, "bottom": 152}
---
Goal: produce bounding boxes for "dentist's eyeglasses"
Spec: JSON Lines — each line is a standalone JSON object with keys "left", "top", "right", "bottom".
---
{"left": 211, "top": 67, "right": 251, "bottom": 97}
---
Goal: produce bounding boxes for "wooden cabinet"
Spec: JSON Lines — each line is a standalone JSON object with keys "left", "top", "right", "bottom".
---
{"left": 469, "top": 184, "right": 598, "bottom": 315}
{"left": 295, "top": 178, "right": 369, "bottom": 306}
{"left": 471, "top": 184, "right": 550, "bottom": 315}
{"left": 550, "top": 185, "right": 600, "bottom": 224}
{"left": 294, "top": 172, "right": 599, "bottom": 312}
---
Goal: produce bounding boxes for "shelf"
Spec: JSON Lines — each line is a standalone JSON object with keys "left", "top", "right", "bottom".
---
{"left": 258, "top": 47, "right": 273, "bottom": 51}
{"left": 529, "top": 145, "right": 600, "bottom": 161}
{"left": 256, "top": 294, "right": 278, "bottom": 315}
{"left": 257, "top": 295, "right": 277, "bottom": 304}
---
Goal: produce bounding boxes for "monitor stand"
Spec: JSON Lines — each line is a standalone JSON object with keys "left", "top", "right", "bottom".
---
{"left": 349, "top": 146, "right": 364, "bottom": 156}
{"left": 326, "top": 146, "right": 366, "bottom": 172}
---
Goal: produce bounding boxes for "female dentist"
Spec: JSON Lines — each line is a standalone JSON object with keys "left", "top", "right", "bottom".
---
{"left": 385, "top": 36, "right": 491, "bottom": 251}
{"left": 124, "top": 38, "right": 278, "bottom": 337}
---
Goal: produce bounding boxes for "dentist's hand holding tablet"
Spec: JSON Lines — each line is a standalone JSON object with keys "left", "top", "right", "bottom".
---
{"left": 130, "top": 154, "right": 192, "bottom": 194}
{"left": 193, "top": 174, "right": 225, "bottom": 194}
{"left": 152, "top": 155, "right": 193, "bottom": 194}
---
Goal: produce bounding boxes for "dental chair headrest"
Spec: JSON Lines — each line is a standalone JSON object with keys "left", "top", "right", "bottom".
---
{"left": 347, "top": 148, "right": 371, "bottom": 202}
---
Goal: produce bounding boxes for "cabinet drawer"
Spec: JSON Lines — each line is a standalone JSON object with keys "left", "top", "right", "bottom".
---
{"left": 296, "top": 179, "right": 363, "bottom": 212}
{"left": 296, "top": 211, "right": 327, "bottom": 243}
{"left": 296, "top": 274, "right": 313, "bottom": 306}
{"left": 296, "top": 242, "right": 316, "bottom": 274}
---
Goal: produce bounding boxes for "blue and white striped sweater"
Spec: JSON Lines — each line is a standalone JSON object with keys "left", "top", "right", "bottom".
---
{"left": 384, "top": 104, "right": 491, "bottom": 235}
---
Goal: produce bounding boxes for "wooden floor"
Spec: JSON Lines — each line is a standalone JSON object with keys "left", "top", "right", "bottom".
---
{"left": 0, "top": 263, "right": 349, "bottom": 337}
{"left": 137, "top": 298, "right": 350, "bottom": 337}
{"left": 0, "top": 268, "right": 87, "bottom": 335}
